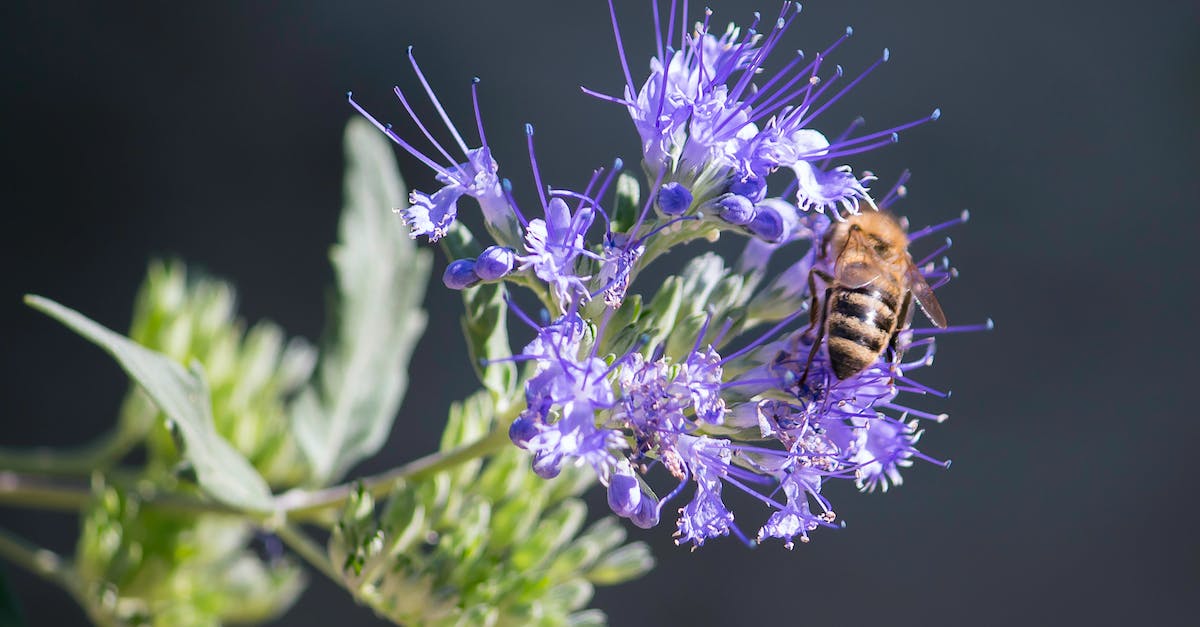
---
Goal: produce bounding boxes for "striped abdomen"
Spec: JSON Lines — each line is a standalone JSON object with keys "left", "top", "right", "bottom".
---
{"left": 826, "top": 284, "right": 900, "bottom": 380}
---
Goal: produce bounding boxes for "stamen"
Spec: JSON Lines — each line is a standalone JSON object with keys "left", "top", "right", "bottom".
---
{"left": 407, "top": 47, "right": 471, "bottom": 155}
{"left": 626, "top": 167, "right": 667, "bottom": 242}
{"left": 882, "top": 403, "right": 948, "bottom": 423}
{"left": 347, "top": 93, "right": 451, "bottom": 177}
{"left": 579, "top": 85, "right": 633, "bottom": 106}
{"left": 915, "top": 237, "right": 953, "bottom": 267}
{"left": 665, "top": 0, "right": 678, "bottom": 62}
{"left": 470, "top": 77, "right": 489, "bottom": 148}
{"left": 652, "top": 0, "right": 665, "bottom": 61}
{"left": 819, "top": 117, "right": 867, "bottom": 170}
{"left": 392, "top": 85, "right": 458, "bottom": 166}
{"left": 718, "top": 307, "right": 805, "bottom": 365}
{"left": 525, "top": 124, "right": 549, "bottom": 211}
{"left": 500, "top": 179, "right": 530, "bottom": 227}
{"left": 797, "top": 48, "right": 891, "bottom": 128}
{"left": 607, "top": 0, "right": 636, "bottom": 95}
{"left": 910, "top": 319, "right": 994, "bottom": 336}
{"left": 907, "top": 209, "right": 970, "bottom": 241}
{"left": 751, "top": 24, "right": 854, "bottom": 118}
{"left": 880, "top": 169, "right": 911, "bottom": 208}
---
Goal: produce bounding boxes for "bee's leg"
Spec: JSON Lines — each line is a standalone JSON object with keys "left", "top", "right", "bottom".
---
{"left": 799, "top": 287, "right": 832, "bottom": 387}
{"left": 887, "top": 291, "right": 913, "bottom": 362}
{"left": 801, "top": 268, "right": 833, "bottom": 340}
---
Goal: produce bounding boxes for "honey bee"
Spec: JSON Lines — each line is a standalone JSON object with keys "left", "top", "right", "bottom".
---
{"left": 802, "top": 210, "right": 948, "bottom": 382}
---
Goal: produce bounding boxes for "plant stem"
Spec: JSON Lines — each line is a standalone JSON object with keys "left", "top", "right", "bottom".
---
{"left": 0, "top": 426, "right": 141, "bottom": 476}
{"left": 0, "top": 527, "right": 115, "bottom": 626}
{"left": 274, "top": 524, "right": 342, "bottom": 584}
{"left": 0, "top": 472, "right": 91, "bottom": 511}
{"left": 1, "top": 410, "right": 517, "bottom": 522}
{"left": 0, "top": 527, "right": 72, "bottom": 587}
{"left": 0, "top": 471, "right": 243, "bottom": 519}
{"left": 277, "top": 421, "right": 512, "bottom": 520}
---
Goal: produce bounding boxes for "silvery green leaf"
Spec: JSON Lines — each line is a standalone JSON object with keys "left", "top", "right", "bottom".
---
{"left": 291, "top": 117, "right": 432, "bottom": 485}
{"left": 26, "top": 295, "right": 274, "bottom": 513}
{"left": 634, "top": 276, "right": 682, "bottom": 357}
{"left": 511, "top": 500, "right": 586, "bottom": 572}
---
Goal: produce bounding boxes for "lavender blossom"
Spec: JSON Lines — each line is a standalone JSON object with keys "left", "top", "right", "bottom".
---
{"left": 354, "top": 0, "right": 986, "bottom": 553}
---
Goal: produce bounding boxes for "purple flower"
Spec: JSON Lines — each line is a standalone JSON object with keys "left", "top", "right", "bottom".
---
{"left": 757, "top": 466, "right": 829, "bottom": 549}
{"left": 673, "top": 435, "right": 736, "bottom": 548}
{"left": 518, "top": 197, "right": 597, "bottom": 308}
{"left": 591, "top": 2, "right": 940, "bottom": 220}
{"left": 400, "top": 147, "right": 500, "bottom": 242}
{"left": 677, "top": 346, "right": 725, "bottom": 424}
{"left": 510, "top": 313, "right": 623, "bottom": 480}
{"left": 353, "top": 2, "right": 982, "bottom": 554}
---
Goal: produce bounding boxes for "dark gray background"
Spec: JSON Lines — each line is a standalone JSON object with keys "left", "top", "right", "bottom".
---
{"left": 2, "top": 1, "right": 1197, "bottom": 625}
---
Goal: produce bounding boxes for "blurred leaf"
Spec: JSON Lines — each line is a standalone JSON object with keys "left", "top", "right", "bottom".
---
{"left": 26, "top": 295, "right": 274, "bottom": 513}
{"left": 610, "top": 172, "right": 640, "bottom": 234}
{"left": 291, "top": 117, "right": 432, "bottom": 485}
{"left": 124, "top": 259, "right": 316, "bottom": 487}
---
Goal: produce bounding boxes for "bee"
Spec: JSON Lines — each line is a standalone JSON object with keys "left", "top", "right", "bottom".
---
{"left": 801, "top": 210, "right": 948, "bottom": 382}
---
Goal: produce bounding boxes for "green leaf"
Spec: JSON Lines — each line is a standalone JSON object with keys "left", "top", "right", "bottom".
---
{"left": 25, "top": 295, "right": 274, "bottom": 513}
{"left": 291, "top": 117, "right": 433, "bottom": 485}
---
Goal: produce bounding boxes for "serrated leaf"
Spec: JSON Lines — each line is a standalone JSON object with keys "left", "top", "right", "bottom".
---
{"left": 291, "top": 117, "right": 433, "bottom": 485}
{"left": 26, "top": 295, "right": 274, "bottom": 513}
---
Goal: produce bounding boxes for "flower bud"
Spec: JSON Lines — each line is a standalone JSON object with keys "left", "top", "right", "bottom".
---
{"left": 474, "top": 246, "right": 516, "bottom": 281}
{"left": 442, "top": 258, "right": 480, "bottom": 290}
{"left": 630, "top": 496, "right": 661, "bottom": 529}
{"left": 717, "top": 193, "right": 755, "bottom": 225}
{"left": 508, "top": 414, "right": 540, "bottom": 446}
{"left": 606, "top": 466, "right": 642, "bottom": 517}
{"left": 730, "top": 172, "right": 767, "bottom": 203}
{"left": 657, "top": 182, "right": 693, "bottom": 215}
{"left": 748, "top": 204, "right": 786, "bottom": 243}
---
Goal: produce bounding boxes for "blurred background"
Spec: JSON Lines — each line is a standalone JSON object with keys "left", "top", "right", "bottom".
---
{"left": 1, "top": 0, "right": 1196, "bottom": 625}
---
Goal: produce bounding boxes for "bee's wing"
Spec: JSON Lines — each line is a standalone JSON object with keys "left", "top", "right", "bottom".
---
{"left": 905, "top": 263, "right": 948, "bottom": 328}
{"left": 834, "top": 227, "right": 885, "bottom": 289}
{"left": 836, "top": 262, "right": 884, "bottom": 289}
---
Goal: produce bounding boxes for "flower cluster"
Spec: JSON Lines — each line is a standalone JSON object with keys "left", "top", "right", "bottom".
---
{"left": 353, "top": 1, "right": 987, "bottom": 549}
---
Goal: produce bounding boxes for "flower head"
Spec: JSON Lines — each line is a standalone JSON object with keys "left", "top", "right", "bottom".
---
{"left": 354, "top": 1, "right": 986, "bottom": 553}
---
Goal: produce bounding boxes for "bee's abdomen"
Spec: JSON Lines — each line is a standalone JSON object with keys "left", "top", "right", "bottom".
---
{"left": 826, "top": 287, "right": 897, "bottom": 380}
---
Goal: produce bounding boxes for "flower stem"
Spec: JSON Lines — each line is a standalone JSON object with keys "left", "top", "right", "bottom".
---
{"left": 1, "top": 409, "right": 518, "bottom": 523}
{"left": 274, "top": 524, "right": 342, "bottom": 584}
{"left": 276, "top": 420, "right": 512, "bottom": 520}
